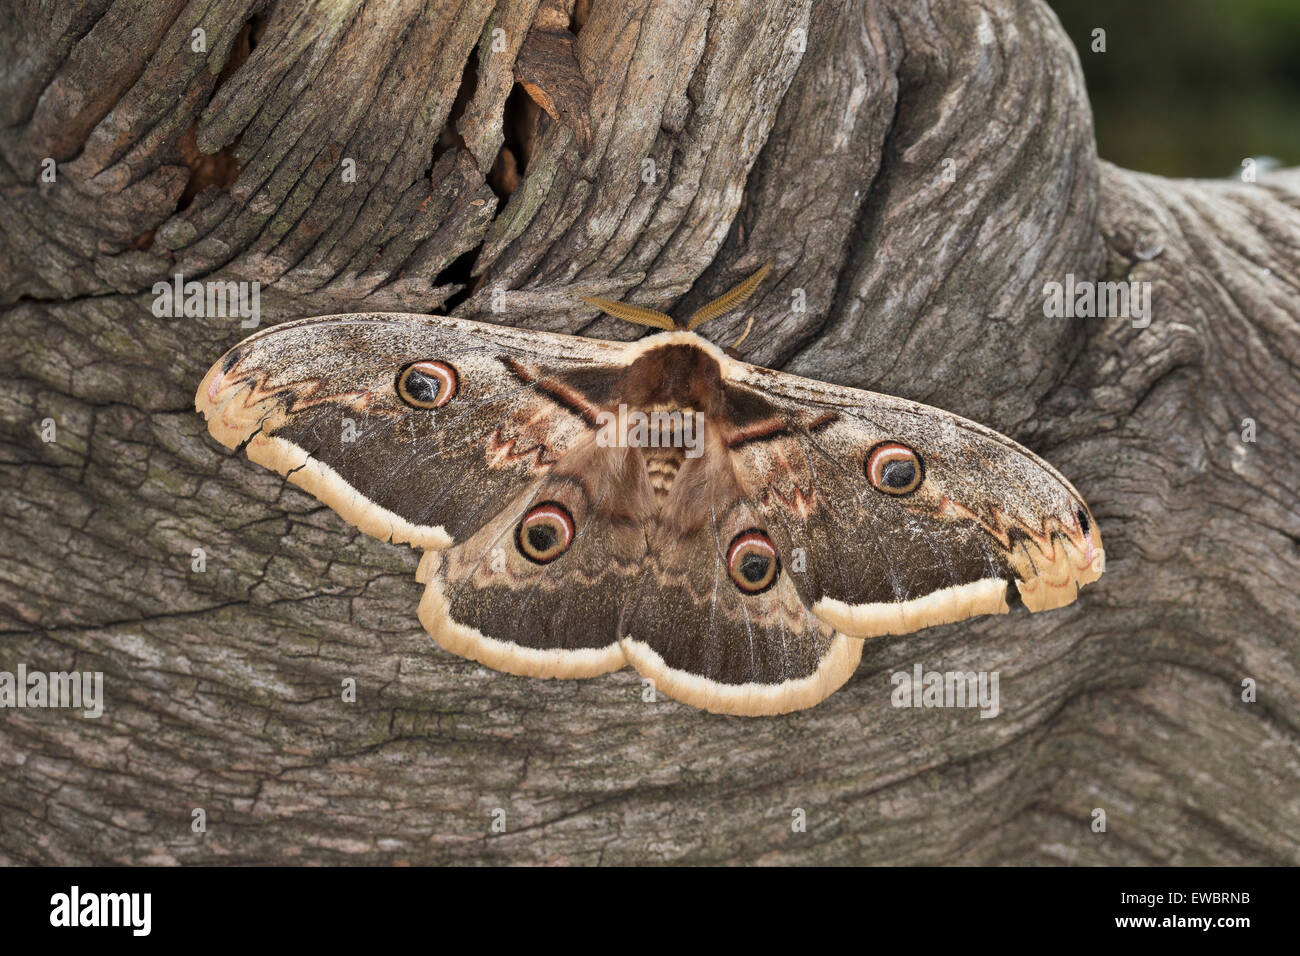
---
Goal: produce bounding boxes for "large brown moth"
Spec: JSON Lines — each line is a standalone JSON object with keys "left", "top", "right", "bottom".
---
{"left": 196, "top": 266, "right": 1104, "bottom": 716}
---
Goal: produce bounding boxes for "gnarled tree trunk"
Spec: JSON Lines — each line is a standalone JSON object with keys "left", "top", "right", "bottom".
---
{"left": 2, "top": 0, "right": 1297, "bottom": 864}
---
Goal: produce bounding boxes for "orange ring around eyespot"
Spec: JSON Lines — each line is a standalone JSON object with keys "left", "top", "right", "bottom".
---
{"left": 726, "top": 529, "right": 780, "bottom": 594}
{"left": 396, "top": 360, "right": 458, "bottom": 408}
{"left": 516, "top": 502, "right": 575, "bottom": 564}
{"left": 865, "top": 441, "right": 924, "bottom": 495}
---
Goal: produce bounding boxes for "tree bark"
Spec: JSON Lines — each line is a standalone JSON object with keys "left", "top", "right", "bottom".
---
{"left": 1, "top": 0, "right": 1297, "bottom": 864}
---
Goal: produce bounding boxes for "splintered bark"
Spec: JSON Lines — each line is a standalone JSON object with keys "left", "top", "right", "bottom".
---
{"left": 1, "top": 0, "right": 1297, "bottom": 864}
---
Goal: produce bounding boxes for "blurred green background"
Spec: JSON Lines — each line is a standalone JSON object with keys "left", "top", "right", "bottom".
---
{"left": 1049, "top": 0, "right": 1300, "bottom": 177}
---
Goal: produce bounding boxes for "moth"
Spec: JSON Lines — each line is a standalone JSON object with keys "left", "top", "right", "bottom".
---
{"left": 196, "top": 265, "right": 1104, "bottom": 716}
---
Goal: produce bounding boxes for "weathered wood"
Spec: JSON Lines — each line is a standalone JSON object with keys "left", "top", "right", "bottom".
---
{"left": 1, "top": 0, "right": 1297, "bottom": 864}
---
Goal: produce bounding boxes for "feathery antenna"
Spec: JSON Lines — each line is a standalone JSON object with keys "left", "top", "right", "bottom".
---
{"left": 730, "top": 316, "right": 755, "bottom": 350}
{"left": 578, "top": 296, "right": 676, "bottom": 331}
{"left": 686, "top": 263, "right": 771, "bottom": 331}
{"left": 579, "top": 262, "right": 772, "bottom": 333}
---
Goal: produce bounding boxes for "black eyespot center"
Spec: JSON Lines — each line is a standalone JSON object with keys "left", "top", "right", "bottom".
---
{"left": 1077, "top": 507, "right": 1090, "bottom": 534}
{"left": 881, "top": 458, "right": 916, "bottom": 489}
{"left": 527, "top": 525, "right": 556, "bottom": 552}
{"left": 405, "top": 370, "right": 441, "bottom": 403}
{"left": 739, "top": 552, "right": 770, "bottom": 583}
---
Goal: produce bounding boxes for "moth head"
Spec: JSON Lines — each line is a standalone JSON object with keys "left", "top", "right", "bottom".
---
{"left": 580, "top": 263, "right": 771, "bottom": 352}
